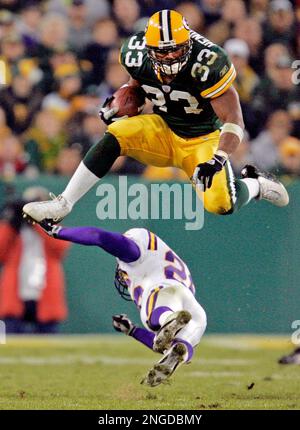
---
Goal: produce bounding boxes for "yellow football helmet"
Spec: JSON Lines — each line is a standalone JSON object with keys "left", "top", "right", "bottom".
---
{"left": 145, "top": 9, "right": 192, "bottom": 77}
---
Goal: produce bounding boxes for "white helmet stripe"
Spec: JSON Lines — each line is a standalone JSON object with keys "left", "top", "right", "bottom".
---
{"left": 161, "top": 9, "right": 171, "bottom": 42}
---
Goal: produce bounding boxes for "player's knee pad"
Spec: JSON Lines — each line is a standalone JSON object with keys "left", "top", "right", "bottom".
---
{"left": 194, "top": 305, "right": 207, "bottom": 331}
{"left": 156, "top": 286, "right": 184, "bottom": 310}
{"left": 178, "top": 314, "right": 206, "bottom": 348}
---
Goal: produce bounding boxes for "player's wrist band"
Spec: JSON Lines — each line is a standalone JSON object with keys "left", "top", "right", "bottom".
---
{"left": 215, "top": 149, "right": 229, "bottom": 161}
{"left": 128, "top": 325, "right": 136, "bottom": 336}
{"left": 220, "top": 123, "right": 244, "bottom": 143}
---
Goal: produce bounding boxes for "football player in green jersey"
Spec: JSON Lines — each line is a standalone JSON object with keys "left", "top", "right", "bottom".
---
{"left": 23, "top": 9, "right": 289, "bottom": 224}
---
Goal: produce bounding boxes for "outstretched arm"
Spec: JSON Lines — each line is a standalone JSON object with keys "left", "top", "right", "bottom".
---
{"left": 113, "top": 314, "right": 155, "bottom": 352}
{"left": 131, "top": 327, "right": 155, "bottom": 351}
{"left": 210, "top": 86, "right": 245, "bottom": 156}
{"left": 192, "top": 87, "right": 245, "bottom": 191}
{"left": 40, "top": 222, "right": 140, "bottom": 264}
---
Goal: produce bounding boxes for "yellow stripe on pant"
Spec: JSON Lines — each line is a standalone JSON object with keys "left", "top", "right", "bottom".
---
{"left": 149, "top": 232, "right": 157, "bottom": 251}
{"left": 108, "top": 114, "right": 234, "bottom": 214}
{"left": 146, "top": 287, "right": 161, "bottom": 321}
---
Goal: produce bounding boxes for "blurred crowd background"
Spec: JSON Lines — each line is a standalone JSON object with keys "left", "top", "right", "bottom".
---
{"left": 0, "top": 0, "right": 299, "bottom": 183}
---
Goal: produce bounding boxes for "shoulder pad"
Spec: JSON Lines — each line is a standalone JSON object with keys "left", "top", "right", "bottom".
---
{"left": 190, "top": 30, "right": 216, "bottom": 50}
{"left": 189, "top": 38, "right": 236, "bottom": 99}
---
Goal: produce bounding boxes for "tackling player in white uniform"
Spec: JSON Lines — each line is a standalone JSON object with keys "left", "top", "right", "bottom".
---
{"left": 39, "top": 221, "right": 207, "bottom": 387}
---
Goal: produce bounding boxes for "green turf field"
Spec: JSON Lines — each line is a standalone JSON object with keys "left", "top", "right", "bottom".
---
{"left": 0, "top": 335, "right": 299, "bottom": 410}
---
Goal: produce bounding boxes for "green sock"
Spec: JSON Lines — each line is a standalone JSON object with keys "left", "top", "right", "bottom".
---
{"left": 84, "top": 132, "right": 120, "bottom": 178}
{"left": 223, "top": 163, "right": 250, "bottom": 215}
{"left": 234, "top": 179, "right": 250, "bottom": 212}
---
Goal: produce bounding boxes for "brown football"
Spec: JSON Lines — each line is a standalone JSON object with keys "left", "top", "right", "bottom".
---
{"left": 110, "top": 85, "right": 146, "bottom": 118}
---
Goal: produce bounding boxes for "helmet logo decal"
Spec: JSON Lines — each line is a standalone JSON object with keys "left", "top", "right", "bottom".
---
{"left": 183, "top": 17, "right": 190, "bottom": 30}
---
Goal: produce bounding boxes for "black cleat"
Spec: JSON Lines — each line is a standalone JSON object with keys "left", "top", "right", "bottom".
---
{"left": 278, "top": 348, "right": 300, "bottom": 365}
{"left": 153, "top": 310, "right": 191, "bottom": 353}
{"left": 141, "top": 342, "right": 188, "bottom": 387}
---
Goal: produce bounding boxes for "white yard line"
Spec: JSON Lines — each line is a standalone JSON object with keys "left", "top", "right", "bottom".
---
{"left": 204, "top": 336, "right": 292, "bottom": 351}
{"left": 187, "top": 371, "right": 243, "bottom": 378}
{"left": 0, "top": 355, "right": 256, "bottom": 366}
{"left": 265, "top": 373, "right": 300, "bottom": 380}
{"left": 197, "top": 358, "right": 256, "bottom": 365}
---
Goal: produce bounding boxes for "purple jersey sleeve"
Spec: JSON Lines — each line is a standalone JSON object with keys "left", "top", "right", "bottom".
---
{"left": 57, "top": 226, "right": 141, "bottom": 263}
{"left": 130, "top": 326, "right": 155, "bottom": 351}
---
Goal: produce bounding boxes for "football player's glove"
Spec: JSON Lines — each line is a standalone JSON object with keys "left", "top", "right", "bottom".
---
{"left": 112, "top": 314, "right": 135, "bottom": 335}
{"left": 192, "top": 154, "right": 227, "bottom": 192}
{"left": 99, "top": 96, "right": 128, "bottom": 125}
{"left": 39, "top": 220, "right": 62, "bottom": 238}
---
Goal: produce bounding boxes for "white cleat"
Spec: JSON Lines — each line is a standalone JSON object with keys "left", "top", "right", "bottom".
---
{"left": 241, "top": 165, "right": 289, "bottom": 207}
{"left": 153, "top": 310, "right": 191, "bottom": 353}
{"left": 257, "top": 176, "right": 289, "bottom": 207}
{"left": 142, "top": 342, "right": 188, "bottom": 387}
{"left": 22, "top": 193, "right": 72, "bottom": 223}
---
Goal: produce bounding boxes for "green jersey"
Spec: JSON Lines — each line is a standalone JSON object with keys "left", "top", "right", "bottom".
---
{"left": 120, "top": 31, "right": 236, "bottom": 138}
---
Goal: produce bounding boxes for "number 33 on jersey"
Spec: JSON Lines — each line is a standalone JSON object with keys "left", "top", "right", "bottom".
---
{"left": 119, "top": 30, "right": 236, "bottom": 138}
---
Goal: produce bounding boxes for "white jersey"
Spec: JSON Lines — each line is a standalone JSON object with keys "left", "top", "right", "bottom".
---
{"left": 116, "top": 228, "right": 196, "bottom": 327}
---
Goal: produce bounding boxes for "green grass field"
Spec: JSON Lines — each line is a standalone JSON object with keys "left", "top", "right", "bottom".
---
{"left": 0, "top": 335, "right": 299, "bottom": 410}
